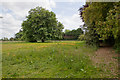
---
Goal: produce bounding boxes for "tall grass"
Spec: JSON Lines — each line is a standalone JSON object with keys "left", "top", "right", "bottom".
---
{"left": 2, "top": 41, "right": 99, "bottom": 78}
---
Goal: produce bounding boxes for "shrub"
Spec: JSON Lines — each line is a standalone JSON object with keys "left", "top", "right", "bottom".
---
{"left": 114, "top": 37, "right": 120, "bottom": 54}
{"left": 78, "top": 34, "right": 85, "bottom": 41}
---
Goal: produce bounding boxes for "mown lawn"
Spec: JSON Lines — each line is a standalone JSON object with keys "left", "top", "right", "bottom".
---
{"left": 1, "top": 41, "right": 115, "bottom": 78}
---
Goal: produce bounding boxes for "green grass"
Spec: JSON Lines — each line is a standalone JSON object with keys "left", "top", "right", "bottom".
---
{"left": 2, "top": 41, "right": 100, "bottom": 78}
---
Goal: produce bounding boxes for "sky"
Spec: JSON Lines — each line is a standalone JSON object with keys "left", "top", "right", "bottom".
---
{"left": 0, "top": 0, "right": 86, "bottom": 39}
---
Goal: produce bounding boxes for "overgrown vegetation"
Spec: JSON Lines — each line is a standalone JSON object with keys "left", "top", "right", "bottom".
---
{"left": 2, "top": 41, "right": 104, "bottom": 78}
{"left": 79, "top": 2, "right": 120, "bottom": 50}
{"left": 64, "top": 28, "right": 83, "bottom": 40}
{"left": 78, "top": 34, "right": 85, "bottom": 41}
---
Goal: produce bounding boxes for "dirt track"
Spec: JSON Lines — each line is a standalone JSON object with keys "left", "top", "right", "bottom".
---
{"left": 90, "top": 47, "right": 119, "bottom": 78}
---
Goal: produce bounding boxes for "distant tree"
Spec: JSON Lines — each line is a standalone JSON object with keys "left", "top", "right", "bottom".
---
{"left": 9, "top": 37, "right": 14, "bottom": 41}
{"left": 22, "top": 6, "right": 64, "bottom": 42}
{"left": 2, "top": 37, "right": 9, "bottom": 41}
{"left": 64, "top": 28, "right": 83, "bottom": 40}
{"left": 65, "top": 29, "right": 71, "bottom": 34}
{"left": 78, "top": 34, "right": 85, "bottom": 41}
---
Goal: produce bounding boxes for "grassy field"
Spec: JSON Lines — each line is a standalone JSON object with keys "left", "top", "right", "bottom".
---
{"left": 1, "top": 41, "right": 118, "bottom": 78}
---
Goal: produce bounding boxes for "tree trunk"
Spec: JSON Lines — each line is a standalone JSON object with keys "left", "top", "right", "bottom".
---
{"left": 41, "top": 39, "right": 45, "bottom": 42}
{"left": 29, "top": 40, "right": 37, "bottom": 42}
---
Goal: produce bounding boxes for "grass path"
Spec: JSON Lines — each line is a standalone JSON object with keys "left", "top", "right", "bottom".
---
{"left": 90, "top": 46, "right": 119, "bottom": 78}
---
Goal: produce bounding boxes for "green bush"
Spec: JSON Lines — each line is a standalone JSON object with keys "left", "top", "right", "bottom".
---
{"left": 78, "top": 34, "right": 85, "bottom": 41}
{"left": 114, "top": 38, "right": 120, "bottom": 54}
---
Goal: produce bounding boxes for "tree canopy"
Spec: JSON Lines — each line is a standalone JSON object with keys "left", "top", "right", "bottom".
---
{"left": 22, "top": 7, "right": 64, "bottom": 42}
{"left": 79, "top": 2, "right": 120, "bottom": 47}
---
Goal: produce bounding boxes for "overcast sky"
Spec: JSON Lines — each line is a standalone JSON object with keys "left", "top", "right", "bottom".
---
{"left": 0, "top": 0, "right": 86, "bottom": 39}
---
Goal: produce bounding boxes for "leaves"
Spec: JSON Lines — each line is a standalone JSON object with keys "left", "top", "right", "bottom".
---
{"left": 22, "top": 6, "right": 64, "bottom": 42}
{"left": 79, "top": 2, "right": 120, "bottom": 46}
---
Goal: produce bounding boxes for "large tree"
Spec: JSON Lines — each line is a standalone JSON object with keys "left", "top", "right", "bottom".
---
{"left": 79, "top": 2, "right": 120, "bottom": 47}
{"left": 22, "top": 7, "right": 64, "bottom": 42}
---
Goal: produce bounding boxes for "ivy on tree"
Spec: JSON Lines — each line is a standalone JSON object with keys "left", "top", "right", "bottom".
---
{"left": 22, "top": 7, "right": 64, "bottom": 42}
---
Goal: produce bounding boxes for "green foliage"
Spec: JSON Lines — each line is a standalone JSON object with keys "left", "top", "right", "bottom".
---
{"left": 9, "top": 37, "right": 15, "bottom": 41}
{"left": 114, "top": 36, "right": 120, "bottom": 53}
{"left": 55, "top": 22, "right": 64, "bottom": 40}
{"left": 78, "top": 34, "right": 85, "bottom": 41}
{"left": 64, "top": 28, "right": 83, "bottom": 40}
{"left": 79, "top": 2, "right": 120, "bottom": 47}
{"left": 65, "top": 29, "right": 71, "bottom": 33}
{"left": 15, "top": 30, "right": 24, "bottom": 41}
{"left": 96, "top": 2, "right": 120, "bottom": 41}
{"left": 22, "top": 7, "right": 64, "bottom": 42}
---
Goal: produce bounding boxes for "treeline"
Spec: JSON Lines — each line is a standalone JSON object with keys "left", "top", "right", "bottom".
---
{"left": 2, "top": 27, "right": 83, "bottom": 41}
{"left": 79, "top": 2, "right": 120, "bottom": 52}
{"left": 0, "top": 37, "right": 19, "bottom": 41}
{"left": 0, "top": 28, "right": 84, "bottom": 41}
{"left": 64, "top": 28, "right": 83, "bottom": 40}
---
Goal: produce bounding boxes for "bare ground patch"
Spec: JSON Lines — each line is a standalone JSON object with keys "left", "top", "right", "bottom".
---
{"left": 89, "top": 46, "right": 119, "bottom": 78}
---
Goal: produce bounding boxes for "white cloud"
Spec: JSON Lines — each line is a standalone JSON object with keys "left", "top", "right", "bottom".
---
{"left": 56, "top": 12, "right": 84, "bottom": 31}
{"left": 1, "top": 13, "right": 22, "bottom": 38}
{"left": 1, "top": 0, "right": 86, "bottom": 2}
{"left": 50, "top": 0, "right": 56, "bottom": 8}
{"left": 2, "top": 0, "right": 55, "bottom": 19}
{"left": 1, "top": 0, "right": 55, "bottom": 2}
{"left": 1, "top": 0, "right": 56, "bottom": 39}
{"left": 1, "top": 0, "right": 85, "bottom": 39}
{"left": 53, "top": 0, "right": 86, "bottom": 2}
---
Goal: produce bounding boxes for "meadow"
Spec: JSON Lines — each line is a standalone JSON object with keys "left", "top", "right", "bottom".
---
{"left": 2, "top": 41, "right": 118, "bottom": 78}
